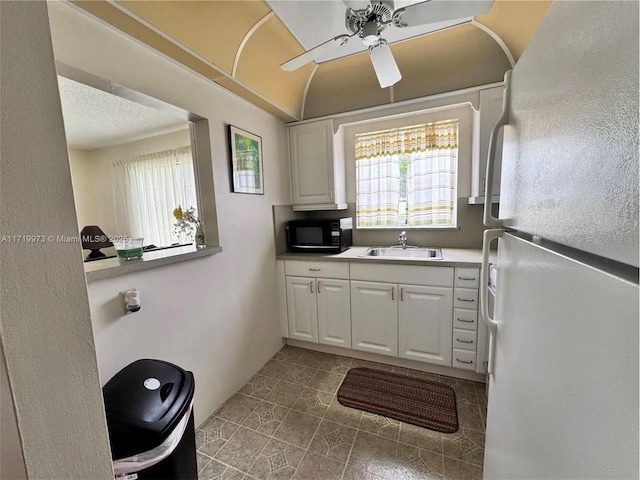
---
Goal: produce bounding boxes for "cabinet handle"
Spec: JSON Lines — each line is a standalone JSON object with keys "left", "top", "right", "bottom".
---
{"left": 400, "top": 288, "right": 404, "bottom": 301}
{"left": 317, "top": 281, "right": 321, "bottom": 293}
{"left": 458, "top": 276, "right": 477, "bottom": 281}
{"left": 457, "top": 318, "right": 474, "bottom": 323}
{"left": 329, "top": 189, "right": 333, "bottom": 200}
{"left": 310, "top": 281, "right": 314, "bottom": 294}
{"left": 456, "top": 338, "right": 474, "bottom": 344}
{"left": 456, "top": 358, "right": 474, "bottom": 365}
{"left": 457, "top": 297, "right": 475, "bottom": 303}
{"left": 309, "top": 268, "right": 321, "bottom": 271}
{"left": 391, "top": 287, "right": 395, "bottom": 301}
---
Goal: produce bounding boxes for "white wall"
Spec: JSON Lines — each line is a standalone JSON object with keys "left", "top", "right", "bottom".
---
{"left": 48, "top": 2, "right": 291, "bottom": 426}
{"left": 69, "top": 129, "right": 191, "bottom": 235}
{"left": 68, "top": 148, "right": 100, "bottom": 230}
{"left": 0, "top": 2, "right": 113, "bottom": 477}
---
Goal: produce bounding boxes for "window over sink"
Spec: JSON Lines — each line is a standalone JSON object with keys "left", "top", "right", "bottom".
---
{"left": 355, "top": 119, "right": 458, "bottom": 228}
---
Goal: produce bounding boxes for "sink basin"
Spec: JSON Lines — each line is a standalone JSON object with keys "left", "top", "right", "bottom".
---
{"left": 359, "top": 247, "right": 443, "bottom": 260}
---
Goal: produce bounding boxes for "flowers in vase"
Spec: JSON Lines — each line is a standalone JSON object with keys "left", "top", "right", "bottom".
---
{"left": 173, "top": 206, "right": 203, "bottom": 245}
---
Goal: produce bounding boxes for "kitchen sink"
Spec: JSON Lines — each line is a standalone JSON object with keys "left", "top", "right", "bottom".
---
{"left": 359, "top": 246, "right": 443, "bottom": 260}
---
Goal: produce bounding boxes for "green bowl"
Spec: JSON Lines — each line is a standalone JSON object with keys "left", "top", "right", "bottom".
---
{"left": 114, "top": 237, "right": 144, "bottom": 261}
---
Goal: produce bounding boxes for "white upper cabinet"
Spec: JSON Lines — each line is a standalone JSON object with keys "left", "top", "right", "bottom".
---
{"left": 288, "top": 119, "right": 347, "bottom": 211}
{"left": 469, "top": 85, "right": 505, "bottom": 204}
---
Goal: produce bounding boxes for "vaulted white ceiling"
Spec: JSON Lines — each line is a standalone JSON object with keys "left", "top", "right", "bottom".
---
{"left": 68, "top": 0, "right": 552, "bottom": 122}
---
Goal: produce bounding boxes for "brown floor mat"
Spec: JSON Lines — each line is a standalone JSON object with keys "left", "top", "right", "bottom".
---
{"left": 337, "top": 367, "right": 458, "bottom": 433}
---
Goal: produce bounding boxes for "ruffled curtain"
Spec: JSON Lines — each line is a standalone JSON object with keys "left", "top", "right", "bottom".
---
{"left": 355, "top": 120, "right": 458, "bottom": 228}
{"left": 406, "top": 120, "right": 458, "bottom": 226}
{"left": 355, "top": 132, "right": 401, "bottom": 227}
{"left": 112, "top": 146, "right": 197, "bottom": 246}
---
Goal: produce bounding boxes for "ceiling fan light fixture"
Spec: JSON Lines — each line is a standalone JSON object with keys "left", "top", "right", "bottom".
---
{"left": 361, "top": 21, "right": 379, "bottom": 46}
{"left": 369, "top": 40, "right": 402, "bottom": 88}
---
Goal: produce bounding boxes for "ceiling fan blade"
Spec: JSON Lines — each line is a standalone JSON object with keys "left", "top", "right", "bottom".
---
{"left": 394, "top": 0, "right": 494, "bottom": 28}
{"left": 369, "top": 41, "right": 402, "bottom": 88}
{"left": 343, "top": 0, "right": 371, "bottom": 11}
{"left": 280, "top": 34, "right": 353, "bottom": 72}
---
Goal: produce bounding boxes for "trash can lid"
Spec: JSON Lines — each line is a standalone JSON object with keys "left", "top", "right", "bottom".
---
{"left": 102, "top": 359, "right": 195, "bottom": 459}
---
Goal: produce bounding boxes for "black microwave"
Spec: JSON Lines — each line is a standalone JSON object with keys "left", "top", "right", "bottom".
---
{"left": 286, "top": 218, "right": 353, "bottom": 253}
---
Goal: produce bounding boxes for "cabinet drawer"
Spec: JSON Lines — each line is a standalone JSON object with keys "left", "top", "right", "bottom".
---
{"left": 285, "top": 260, "right": 349, "bottom": 279}
{"left": 454, "top": 288, "right": 478, "bottom": 309}
{"left": 453, "top": 349, "right": 477, "bottom": 371}
{"left": 453, "top": 308, "right": 477, "bottom": 331}
{"left": 453, "top": 329, "right": 477, "bottom": 351}
{"left": 350, "top": 263, "right": 453, "bottom": 287}
{"left": 455, "top": 268, "right": 479, "bottom": 289}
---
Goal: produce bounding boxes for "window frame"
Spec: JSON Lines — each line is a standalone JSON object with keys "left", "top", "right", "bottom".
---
{"left": 345, "top": 104, "right": 473, "bottom": 230}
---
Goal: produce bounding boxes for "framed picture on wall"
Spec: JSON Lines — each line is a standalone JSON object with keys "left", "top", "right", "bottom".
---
{"left": 228, "top": 125, "right": 264, "bottom": 195}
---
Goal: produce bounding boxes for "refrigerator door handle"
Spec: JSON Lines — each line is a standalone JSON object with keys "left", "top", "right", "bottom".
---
{"left": 483, "top": 70, "right": 512, "bottom": 228}
{"left": 481, "top": 228, "right": 504, "bottom": 374}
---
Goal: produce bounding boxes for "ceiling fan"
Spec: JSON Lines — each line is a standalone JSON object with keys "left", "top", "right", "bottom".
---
{"left": 280, "top": 0, "right": 494, "bottom": 88}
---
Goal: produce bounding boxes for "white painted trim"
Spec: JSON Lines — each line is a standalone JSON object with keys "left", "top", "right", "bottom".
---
{"left": 232, "top": 12, "right": 275, "bottom": 77}
{"left": 288, "top": 80, "right": 504, "bottom": 126}
{"left": 300, "top": 63, "right": 319, "bottom": 120}
{"left": 96, "top": 1, "right": 300, "bottom": 120}
{"left": 471, "top": 19, "right": 516, "bottom": 68}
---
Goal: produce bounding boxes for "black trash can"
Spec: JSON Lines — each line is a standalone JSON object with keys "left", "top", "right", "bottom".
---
{"left": 102, "top": 359, "right": 197, "bottom": 480}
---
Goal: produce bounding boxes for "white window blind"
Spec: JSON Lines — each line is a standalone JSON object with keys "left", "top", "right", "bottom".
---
{"left": 355, "top": 119, "right": 458, "bottom": 228}
{"left": 112, "top": 145, "right": 197, "bottom": 246}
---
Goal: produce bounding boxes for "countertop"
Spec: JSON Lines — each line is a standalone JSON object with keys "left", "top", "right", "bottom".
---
{"left": 278, "top": 246, "right": 494, "bottom": 268}
{"left": 85, "top": 244, "right": 222, "bottom": 281}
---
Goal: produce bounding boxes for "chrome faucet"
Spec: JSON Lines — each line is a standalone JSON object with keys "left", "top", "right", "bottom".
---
{"left": 399, "top": 231, "right": 407, "bottom": 249}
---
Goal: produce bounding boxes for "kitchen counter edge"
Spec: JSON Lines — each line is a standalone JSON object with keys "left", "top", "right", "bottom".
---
{"left": 277, "top": 247, "right": 492, "bottom": 268}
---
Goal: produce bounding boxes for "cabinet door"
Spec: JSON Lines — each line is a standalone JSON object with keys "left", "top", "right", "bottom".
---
{"left": 317, "top": 278, "right": 351, "bottom": 348}
{"left": 479, "top": 86, "right": 504, "bottom": 195}
{"left": 286, "top": 276, "right": 318, "bottom": 343}
{"left": 398, "top": 284, "right": 453, "bottom": 366}
{"left": 289, "top": 120, "right": 334, "bottom": 206}
{"left": 350, "top": 281, "right": 397, "bottom": 357}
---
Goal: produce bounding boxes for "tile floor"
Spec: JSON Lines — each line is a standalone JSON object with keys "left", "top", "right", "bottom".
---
{"left": 195, "top": 346, "right": 487, "bottom": 480}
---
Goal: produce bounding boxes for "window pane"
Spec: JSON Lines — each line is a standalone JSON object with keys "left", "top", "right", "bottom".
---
{"left": 355, "top": 120, "right": 458, "bottom": 228}
{"left": 112, "top": 146, "right": 197, "bottom": 246}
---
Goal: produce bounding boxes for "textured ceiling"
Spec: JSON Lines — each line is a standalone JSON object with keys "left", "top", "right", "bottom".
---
{"left": 69, "top": 0, "right": 552, "bottom": 122}
{"left": 58, "top": 76, "right": 187, "bottom": 150}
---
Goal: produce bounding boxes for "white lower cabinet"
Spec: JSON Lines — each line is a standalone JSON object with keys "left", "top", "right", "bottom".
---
{"left": 281, "top": 261, "right": 481, "bottom": 376}
{"left": 317, "top": 278, "right": 351, "bottom": 348}
{"left": 350, "top": 281, "right": 398, "bottom": 357}
{"left": 453, "top": 267, "right": 481, "bottom": 372}
{"left": 398, "top": 284, "right": 453, "bottom": 366}
{"left": 286, "top": 275, "right": 351, "bottom": 347}
{"left": 286, "top": 276, "right": 318, "bottom": 343}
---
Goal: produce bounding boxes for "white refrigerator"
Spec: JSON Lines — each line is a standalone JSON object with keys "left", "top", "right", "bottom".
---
{"left": 478, "top": 1, "right": 639, "bottom": 479}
